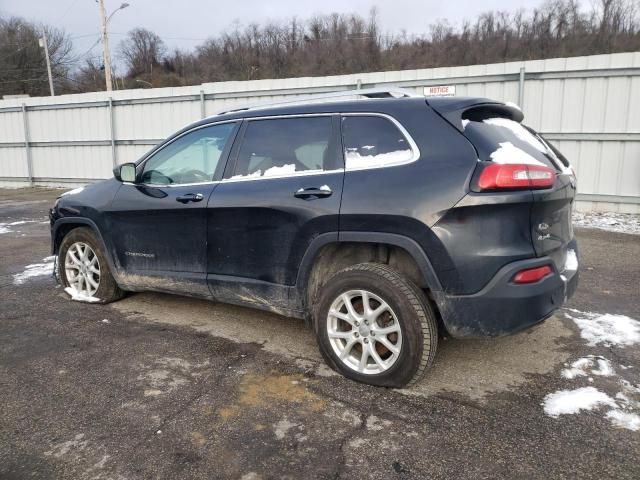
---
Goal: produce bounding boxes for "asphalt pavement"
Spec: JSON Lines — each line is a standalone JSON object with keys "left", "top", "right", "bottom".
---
{"left": 1, "top": 187, "right": 638, "bottom": 479}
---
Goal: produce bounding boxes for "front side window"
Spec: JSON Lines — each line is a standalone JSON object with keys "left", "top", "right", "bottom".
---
{"left": 341, "top": 116, "right": 414, "bottom": 169}
{"left": 141, "top": 122, "right": 236, "bottom": 185}
{"left": 233, "top": 116, "right": 334, "bottom": 178}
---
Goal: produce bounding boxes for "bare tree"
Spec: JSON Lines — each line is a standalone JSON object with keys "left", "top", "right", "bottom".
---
{"left": 118, "top": 28, "right": 167, "bottom": 78}
{"left": 4, "top": 0, "right": 640, "bottom": 97}
{"left": 0, "top": 16, "right": 74, "bottom": 96}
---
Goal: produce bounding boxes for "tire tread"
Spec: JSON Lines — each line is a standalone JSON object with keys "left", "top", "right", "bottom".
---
{"left": 316, "top": 262, "right": 438, "bottom": 387}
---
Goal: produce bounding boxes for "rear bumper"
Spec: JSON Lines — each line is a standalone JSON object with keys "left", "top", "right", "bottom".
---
{"left": 436, "top": 244, "right": 579, "bottom": 338}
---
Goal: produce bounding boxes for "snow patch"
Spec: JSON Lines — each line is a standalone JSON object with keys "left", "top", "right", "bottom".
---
{"left": 543, "top": 387, "right": 617, "bottom": 417}
{"left": 345, "top": 149, "right": 412, "bottom": 169}
{"left": 12, "top": 256, "right": 55, "bottom": 284}
{"left": 488, "top": 142, "right": 546, "bottom": 166}
{"left": 544, "top": 308, "right": 640, "bottom": 431}
{"left": 230, "top": 164, "right": 323, "bottom": 179}
{"left": 60, "top": 187, "right": 84, "bottom": 197}
{"left": 564, "top": 249, "right": 578, "bottom": 271}
{"left": 606, "top": 410, "right": 640, "bottom": 431}
{"left": 564, "top": 309, "right": 640, "bottom": 347}
{"left": 544, "top": 380, "right": 640, "bottom": 431}
{"left": 64, "top": 286, "right": 101, "bottom": 303}
{"left": 573, "top": 211, "right": 640, "bottom": 235}
{"left": 461, "top": 119, "right": 470, "bottom": 130}
{"left": 561, "top": 356, "right": 615, "bottom": 379}
{"left": 483, "top": 117, "right": 547, "bottom": 153}
{"left": 0, "top": 219, "right": 46, "bottom": 234}
{"left": 263, "top": 164, "right": 297, "bottom": 177}
{"left": 620, "top": 379, "right": 640, "bottom": 395}
{"left": 230, "top": 170, "right": 263, "bottom": 180}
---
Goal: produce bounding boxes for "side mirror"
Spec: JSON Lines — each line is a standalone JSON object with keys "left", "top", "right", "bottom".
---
{"left": 114, "top": 163, "right": 137, "bottom": 183}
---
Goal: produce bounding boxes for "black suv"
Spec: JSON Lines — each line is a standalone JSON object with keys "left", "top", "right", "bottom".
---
{"left": 50, "top": 89, "right": 579, "bottom": 387}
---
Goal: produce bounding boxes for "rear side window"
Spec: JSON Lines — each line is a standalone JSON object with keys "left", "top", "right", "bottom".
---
{"left": 233, "top": 116, "right": 335, "bottom": 178}
{"left": 341, "top": 116, "right": 414, "bottom": 169}
{"left": 462, "top": 115, "right": 564, "bottom": 171}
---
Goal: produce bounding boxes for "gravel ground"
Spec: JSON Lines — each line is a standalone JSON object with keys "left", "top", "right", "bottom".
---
{"left": 1, "top": 187, "right": 638, "bottom": 480}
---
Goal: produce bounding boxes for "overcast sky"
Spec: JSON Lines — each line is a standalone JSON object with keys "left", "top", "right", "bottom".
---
{"left": 1, "top": 0, "right": 543, "bottom": 66}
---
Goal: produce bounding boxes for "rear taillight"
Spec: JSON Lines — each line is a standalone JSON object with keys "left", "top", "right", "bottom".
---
{"left": 475, "top": 163, "right": 555, "bottom": 191}
{"left": 512, "top": 265, "right": 552, "bottom": 284}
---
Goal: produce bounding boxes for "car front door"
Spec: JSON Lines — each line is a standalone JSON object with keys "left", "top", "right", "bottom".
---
{"left": 107, "top": 121, "right": 239, "bottom": 296}
{"left": 206, "top": 115, "right": 344, "bottom": 311}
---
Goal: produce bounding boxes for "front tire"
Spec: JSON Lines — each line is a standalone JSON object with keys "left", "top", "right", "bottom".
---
{"left": 314, "top": 263, "right": 438, "bottom": 388}
{"left": 58, "top": 227, "right": 124, "bottom": 304}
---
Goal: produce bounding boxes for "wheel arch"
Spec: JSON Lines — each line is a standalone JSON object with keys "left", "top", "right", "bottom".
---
{"left": 295, "top": 232, "right": 443, "bottom": 317}
{"left": 52, "top": 218, "right": 119, "bottom": 277}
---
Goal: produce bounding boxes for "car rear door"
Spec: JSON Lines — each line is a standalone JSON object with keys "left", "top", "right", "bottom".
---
{"left": 205, "top": 114, "right": 344, "bottom": 311}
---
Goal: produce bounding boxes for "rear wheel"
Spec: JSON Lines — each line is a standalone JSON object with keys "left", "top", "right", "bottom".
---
{"left": 58, "top": 227, "right": 124, "bottom": 304}
{"left": 314, "top": 263, "right": 438, "bottom": 388}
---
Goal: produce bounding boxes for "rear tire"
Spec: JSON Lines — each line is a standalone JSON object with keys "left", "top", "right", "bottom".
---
{"left": 57, "top": 227, "right": 124, "bottom": 304}
{"left": 314, "top": 263, "right": 438, "bottom": 388}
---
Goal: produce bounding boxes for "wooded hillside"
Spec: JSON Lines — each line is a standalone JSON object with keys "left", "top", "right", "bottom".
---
{"left": 1, "top": 0, "right": 639, "bottom": 97}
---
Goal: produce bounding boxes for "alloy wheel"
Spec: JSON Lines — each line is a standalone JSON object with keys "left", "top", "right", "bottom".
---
{"left": 64, "top": 241, "right": 101, "bottom": 297}
{"left": 327, "top": 289, "right": 403, "bottom": 374}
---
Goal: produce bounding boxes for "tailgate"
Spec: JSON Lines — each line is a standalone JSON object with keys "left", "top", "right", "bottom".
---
{"left": 530, "top": 174, "right": 577, "bottom": 271}
{"left": 428, "top": 97, "right": 579, "bottom": 273}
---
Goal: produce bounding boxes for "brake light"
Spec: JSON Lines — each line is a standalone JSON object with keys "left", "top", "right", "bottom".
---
{"left": 512, "top": 265, "right": 552, "bottom": 284}
{"left": 475, "top": 163, "right": 555, "bottom": 191}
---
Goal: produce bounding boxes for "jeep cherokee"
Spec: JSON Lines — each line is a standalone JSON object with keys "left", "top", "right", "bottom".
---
{"left": 49, "top": 88, "right": 579, "bottom": 387}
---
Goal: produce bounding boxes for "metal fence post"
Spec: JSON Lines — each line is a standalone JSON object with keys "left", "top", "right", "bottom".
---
{"left": 518, "top": 66, "right": 526, "bottom": 109}
{"left": 21, "top": 103, "right": 34, "bottom": 185}
{"left": 200, "top": 90, "right": 206, "bottom": 119}
{"left": 108, "top": 97, "right": 117, "bottom": 167}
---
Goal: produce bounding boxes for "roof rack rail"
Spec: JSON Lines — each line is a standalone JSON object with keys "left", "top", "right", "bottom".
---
{"left": 216, "top": 87, "right": 420, "bottom": 115}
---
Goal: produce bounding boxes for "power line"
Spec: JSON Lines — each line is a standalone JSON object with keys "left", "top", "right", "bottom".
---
{"left": 52, "top": 0, "right": 82, "bottom": 25}
{"left": 69, "top": 33, "right": 104, "bottom": 40}
{"left": 76, "top": 37, "right": 102, "bottom": 59}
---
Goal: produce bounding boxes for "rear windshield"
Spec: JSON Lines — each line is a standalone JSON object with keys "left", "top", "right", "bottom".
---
{"left": 462, "top": 115, "right": 566, "bottom": 171}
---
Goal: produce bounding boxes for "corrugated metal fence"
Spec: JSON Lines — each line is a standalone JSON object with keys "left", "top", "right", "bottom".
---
{"left": 1, "top": 51, "right": 639, "bottom": 212}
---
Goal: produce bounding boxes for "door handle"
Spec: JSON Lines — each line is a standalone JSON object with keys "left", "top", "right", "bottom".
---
{"left": 294, "top": 186, "right": 332, "bottom": 199}
{"left": 176, "top": 193, "right": 204, "bottom": 203}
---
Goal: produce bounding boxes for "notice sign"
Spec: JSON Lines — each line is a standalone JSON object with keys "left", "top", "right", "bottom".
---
{"left": 424, "top": 85, "right": 456, "bottom": 96}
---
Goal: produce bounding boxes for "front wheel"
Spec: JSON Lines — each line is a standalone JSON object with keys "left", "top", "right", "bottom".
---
{"left": 314, "top": 263, "right": 438, "bottom": 388}
{"left": 57, "top": 227, "right": 124, "bottom": 304}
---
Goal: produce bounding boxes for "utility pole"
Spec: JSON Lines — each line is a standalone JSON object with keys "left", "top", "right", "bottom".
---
{"left": 97, "top": 2, "right": 130, "bottom": 92}
{"left": 98, "top": 0, "right": 113, "bottom": 91}
{"left": 39, "top": 31, "right": 55, "bottom": 96}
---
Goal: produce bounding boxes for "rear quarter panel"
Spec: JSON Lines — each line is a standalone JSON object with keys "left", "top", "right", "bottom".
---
{"left": 339, "top": 102, "right": 479, "bottom": 290}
